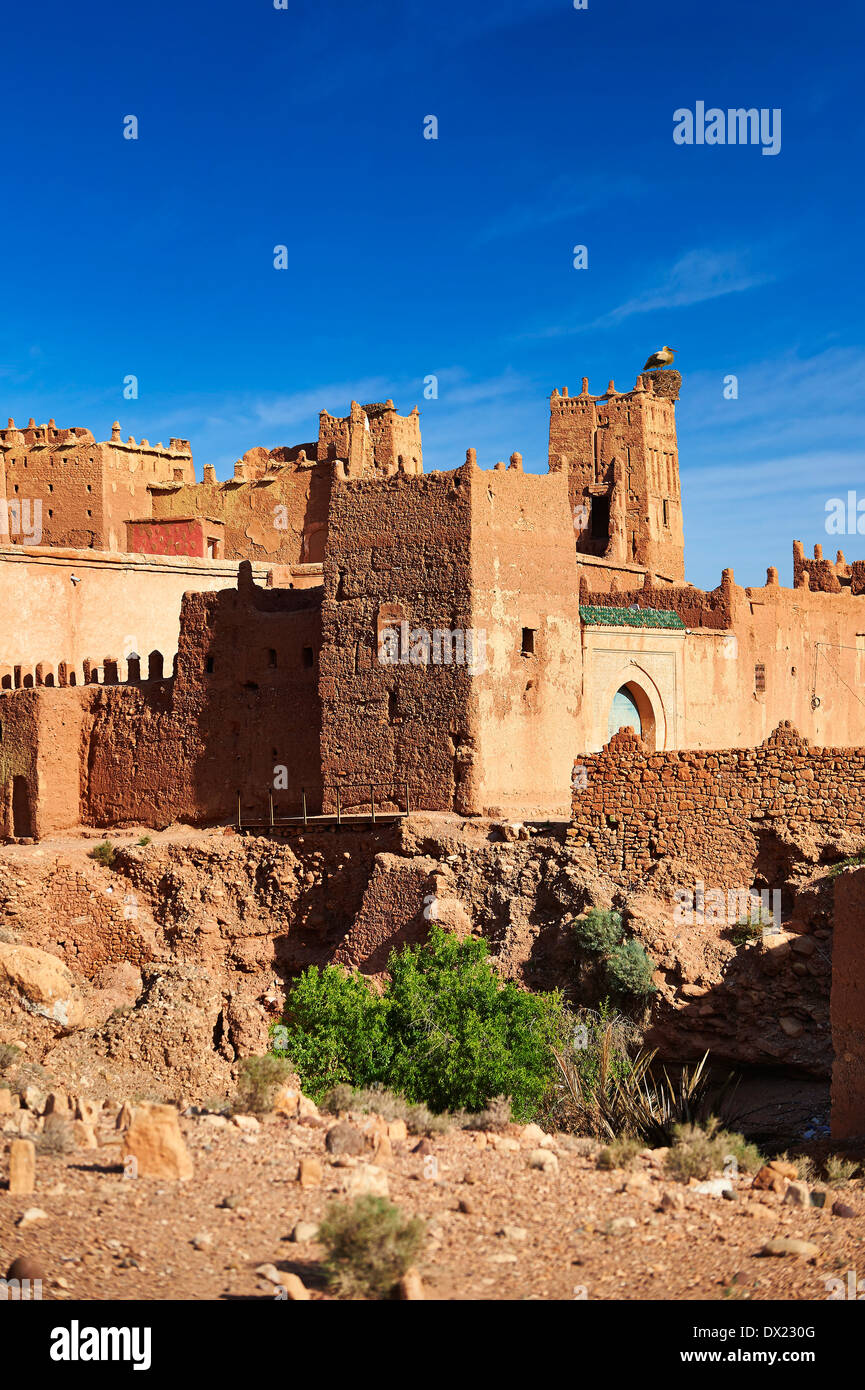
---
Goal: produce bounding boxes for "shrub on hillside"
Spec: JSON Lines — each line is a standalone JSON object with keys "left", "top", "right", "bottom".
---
{"left": 88, "top": 840, "right": 116, "bottom": 867}
{"left": 318, "top": 1196, "right": 425, "bottom": 1299}
{"left": 604, "top": 939, "right": 658, "bottom": 999}
{"left": 664, "top": 1120, "right": 763, "bottom": 1182}
{"left": 234, "top": 1054, "right": 297, "bottom": 1112}
{"left": 573, "top": 908, "right": 623, "bottom": 954}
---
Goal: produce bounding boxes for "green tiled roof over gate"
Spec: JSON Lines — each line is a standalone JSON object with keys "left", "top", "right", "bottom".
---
{"left": 579, "top": 605, "right": 686, "bottom": 630}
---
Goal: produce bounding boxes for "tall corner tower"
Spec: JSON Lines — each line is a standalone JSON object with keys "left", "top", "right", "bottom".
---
{"left": 548, "top": 370, "right": 685, "bottom": 582}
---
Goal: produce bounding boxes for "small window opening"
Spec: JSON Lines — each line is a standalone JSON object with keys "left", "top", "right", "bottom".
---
{"left": 521, "top": 627, "right": 536, "bottom": 657}
{"left": 590, "top": 495, "right": 610, "bottom": 541}
{"left": 302, "top": 646, "right": 314, "bottom": 668}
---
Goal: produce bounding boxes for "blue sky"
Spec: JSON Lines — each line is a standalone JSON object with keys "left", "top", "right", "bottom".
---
{"left": 1, "top": 0, "right": 863, "bottom": 588}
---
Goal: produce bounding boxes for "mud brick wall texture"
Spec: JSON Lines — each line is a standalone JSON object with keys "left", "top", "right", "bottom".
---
{"left": 830, "top": 867, "right": 865, "bottom": 1139}
{"left": 83, "top": 567, "right": 323, "bottom": 827}
{"left": 569, "top": 721, "right": 865, "bottom": 885}
{"left": 319, "top": 471, "right": 475, "bottom": 815}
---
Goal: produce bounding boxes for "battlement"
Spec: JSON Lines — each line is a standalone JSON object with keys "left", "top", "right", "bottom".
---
{"left": 0, "top": 649, "right": 172, "bottom": 691}
{"left": 550, "top": 370, "right": 681, "bottom": 408}
{"left": 317, "top": 398, "right": 422, "bottom": 477}
{"left": 0, "top": 419, "right": 95, "bottom": 448}
{"left": 793, "top": 540, "right": 865, "bottom": 595}
{"left": 0, "top": 418, "right": 191, "bottom": 457}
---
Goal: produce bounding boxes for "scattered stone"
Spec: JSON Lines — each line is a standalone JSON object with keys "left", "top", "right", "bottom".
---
{"left": 191, "top": 1233, "right": 213, "bottom": 1250}
{"left": 9, "top": 1139, "right": 36, "bottom": 1195}
{"left": 298, "top": 1157, "right": 323, "bottom": 1189}
{"left": 489, "top": 1134, "right": 520, "bottom": 1153}
{"left": 745, "top": 1202, "right": 775, "bottom": 1221}
{"left": 344, "top": 1164, "right": 389, "bottom": 1198}
{"left": 778, "top": 1016, "right": 804, "bottom": 1038}
{"left": 73, "top": 1121, "right": 98, "bottom": 1150}
{"left": 0, "top": 1088, "right": 16, "bottom": 1114}
{"left": 606, "top": 1216, "right": 637, "bottom": 1235}
{"left": 291, "top": 1221, "right": 319, "bottom": 1243}
{"left": 75, "top": 1098, "right": 101, "bottom": 1125}
{"left": 831, "top": 1201, "right": 855, "bottom": 1219}
{"left": 231, "top": 1114, "right": 260, "bottom": 1133}
{"left": 0, "top": 942, "right": 84, "bottom": 1029}
{"left": 6, "top": 1255, "right": 45, "bottom": 1283}
{"left": 22, "top": 1085, "right": 47, "bottom": 1114}
{"left": 458, "top": 1197, "right": 475, "bottom": 1214}
{"left": 399, "top": 1267, "right": 425, "bottom": 1299}
{"left": 519, "top": 1123, "right": 546, "bottom": 1146}
{"left": 297, "top": 1094, "right": 319, "bottom": 1121}
{"left": 760, "top": 1238, "right": 819, "bottom": 1259}
{"left": 278, "top": 1272, "right": 310, "bottom": 1300}
{"left": 272, "top": 1085, "right": 300, "bottom": 1117}
{"left": 44, "top": 1091, "right": 70, "bottom": 1116}
{"left": 694, "top": 1178, "right": 733, "bottom": 1197}
{"left": 528, "top": 1148, "right": 558, "bottom": 1175}
{"left": 497, "top": 1225, "right": 528, "bottom": 1241}
{"left": 373, "top": 1134, "right": 393, "bottom": 1165}
{"left": 17, "top": 1208, "right": 48, "bottom": 1229}
{"left": 220, "top": 1194, "right": 243, "bottom": 1209}
{"left": 752, "top": 1162, "right": 794, "bottom": 1193}
{"left": 325, "top": 1121, "right": 366, "bottom": 1156}
{"left": 785, "top": 1181, "right": 811, "bottom": 1207}
{"left": 387, "top": 1119, "right": 408, "bottom": 1143}
{"left": 120, "top": 1102, "right": 194, "bottom": 1181}
{"left": 412, "top": 1138, "right": 433, "bottom": 1156}
{"left": 660, "top": 1189, "right": 685, "bottom": 1214}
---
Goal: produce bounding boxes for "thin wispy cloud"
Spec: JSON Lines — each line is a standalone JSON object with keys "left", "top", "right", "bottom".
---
{"left": 474, "top": 175, "right": 645, "bottom": 246}
{"left": 595, "top": 249, "right": 774, "bottom": 327}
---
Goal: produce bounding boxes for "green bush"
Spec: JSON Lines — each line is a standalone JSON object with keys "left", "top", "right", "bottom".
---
{"left": 318, "top": 1196, "right": 425, "bottom": 1299}
{"left": 275, "top": 926, "right": 564, "bottom": 1120}
{"left": 273, "top": 964, "right": 393, "bottom": 1098}
{"left": 88, "top": 840, "right": 116, "bottom": 867}
{"left": 573, "top": 908, "right": 623, "bottom": 954}
{"left": 604, "top": 939, "right": 657, "bottom": 999}
{"left": 0, "top": 1043, "right": 22, "bottom": 1073}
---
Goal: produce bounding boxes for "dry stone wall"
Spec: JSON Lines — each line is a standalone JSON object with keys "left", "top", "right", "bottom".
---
{"left": 570, "top": 721, "right": 865, "bottom": 885}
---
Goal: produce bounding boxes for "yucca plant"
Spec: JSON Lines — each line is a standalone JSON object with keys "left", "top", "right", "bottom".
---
{"left": 552, "top": 1034, "right": 726, "bottom": 1146}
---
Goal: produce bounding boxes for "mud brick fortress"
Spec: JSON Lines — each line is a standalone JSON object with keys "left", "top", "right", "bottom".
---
{"left": 2, "top": 369, "right": 865, "bottom": 843}
{"left": 3, "top": 366, "right": 865, "bottom": 1134}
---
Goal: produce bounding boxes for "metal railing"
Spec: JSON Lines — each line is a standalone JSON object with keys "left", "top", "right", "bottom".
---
{"left": 236, "top": 780, "right": 412, "bottom": 831}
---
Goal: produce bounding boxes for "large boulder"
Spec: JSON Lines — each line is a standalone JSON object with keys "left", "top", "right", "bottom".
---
{"left": 0, "top": 944, "right": 84, "bottom": 1029}
{"left": 120, "top": 1101, "right": 193, "bottom": 1180}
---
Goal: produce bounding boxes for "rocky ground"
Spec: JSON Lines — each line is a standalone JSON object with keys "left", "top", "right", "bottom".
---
{"left": 0, "top": 816, "right": 860, "bottom": 1302}
{"left": 2, "top": 1090, "right": 863, "bottom": 1303}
